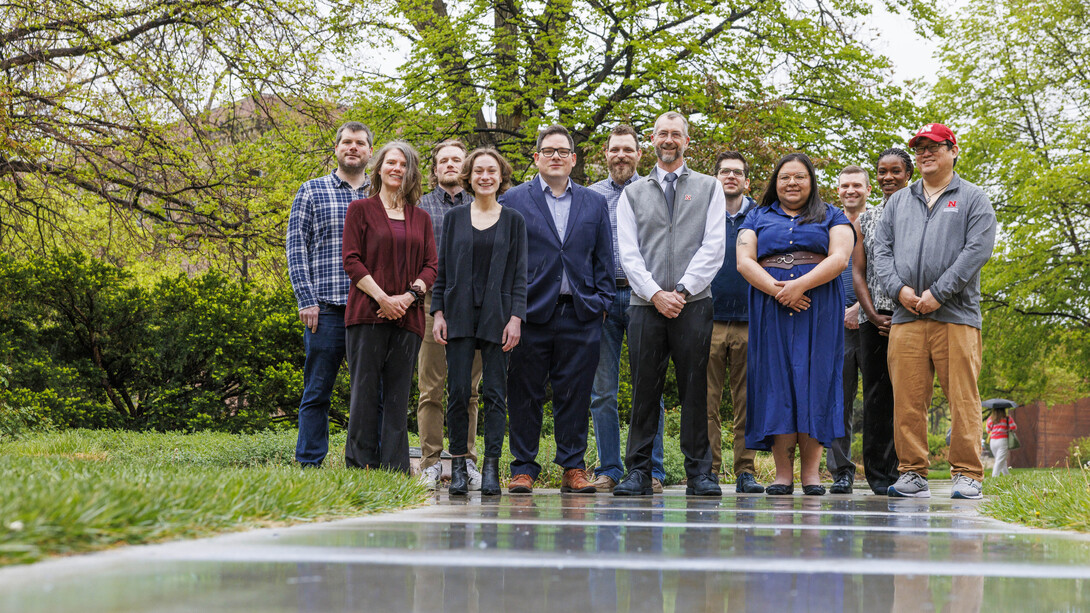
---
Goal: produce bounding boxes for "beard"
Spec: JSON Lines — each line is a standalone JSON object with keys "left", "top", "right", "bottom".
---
{"left": 655, "top": 143, "right": 684, "bottom": 164}
{"left": 338, "top": 154, "right": 368, "bottom": 172}
{"left": 607, "top": 159, "right": 635, "bottom": 183}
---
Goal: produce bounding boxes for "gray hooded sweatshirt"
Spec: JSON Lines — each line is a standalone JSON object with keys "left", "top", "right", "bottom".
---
{"left": 871, "top": 173, "right": 996, "bottom": 329}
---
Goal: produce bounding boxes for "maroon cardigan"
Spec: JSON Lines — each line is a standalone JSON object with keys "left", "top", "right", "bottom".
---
{"left": 342, "top": 196, "right": 438, "bottom": 338}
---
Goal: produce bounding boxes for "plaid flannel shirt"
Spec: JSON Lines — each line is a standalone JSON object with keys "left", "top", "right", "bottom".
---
{"left": 590, "top": 173, "right": 641, "bottom": 280}
{"left": 286, "top": 171, "right": 371, "bottom": 310}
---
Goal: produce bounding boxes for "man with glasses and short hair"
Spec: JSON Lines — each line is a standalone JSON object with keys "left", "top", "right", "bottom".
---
{"left": 504, "top": 124, "right": 616, "bottom": 494}
{"left": 872, "top": 123, "right": 996, "bottom": 500}
{"left": 706, "top": 150, "right": 764, "bottom": 493}
{"left": 587, "top": 125, "right": 668, "bottom": 494}
{"left": 614, "top": 111, "right": 726, "bottom": 497}
{"left": 287, "top": 121, "right": 374, "bottom": 467}
{"left": 415, "top": 139, "right": 485, "bottom": 491}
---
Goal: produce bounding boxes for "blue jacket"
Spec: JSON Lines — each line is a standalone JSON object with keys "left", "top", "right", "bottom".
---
{"left": 502, "top": 178, "right": 616, "bottom": 324}
{"left": 711, "top": 196, "right": 756, "bottom": 322}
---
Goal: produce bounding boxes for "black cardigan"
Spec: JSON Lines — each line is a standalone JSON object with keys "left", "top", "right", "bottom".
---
{"left": 431, "top": 205, "right": 528, "bottom": 344}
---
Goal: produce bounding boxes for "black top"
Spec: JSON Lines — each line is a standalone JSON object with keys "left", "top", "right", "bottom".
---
{"left": 472, "top": 223, "right": 498, "bottom": 307}
{"left": 431, "top": 206, "right": 528, "bottom": 344}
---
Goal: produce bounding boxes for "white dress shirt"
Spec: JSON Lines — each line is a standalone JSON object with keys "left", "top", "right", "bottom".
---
{"left": 616, "top": 163, "right": 727, "bottom": 302}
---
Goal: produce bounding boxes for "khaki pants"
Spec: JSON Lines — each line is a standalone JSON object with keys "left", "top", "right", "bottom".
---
{"left": 705, "top": 321, "right": 754, "bottom": 476}
{"left": 887, "top": 319, "right": 983, "bottom": 481}
{"left": 417, "top": 291, "right": 482, "bottom": 468}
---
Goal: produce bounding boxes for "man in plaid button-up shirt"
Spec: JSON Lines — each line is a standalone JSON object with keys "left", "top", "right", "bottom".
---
{"left": 286, "top": 121, "right": 373, "bottom": 466}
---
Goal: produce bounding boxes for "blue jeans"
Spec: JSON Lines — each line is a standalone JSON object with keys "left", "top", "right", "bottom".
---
{"left": 589, "top": 286, "right": 666, "bottom": 482}
{"left": 295, "top": 304, "right": 346, "bottom": 466}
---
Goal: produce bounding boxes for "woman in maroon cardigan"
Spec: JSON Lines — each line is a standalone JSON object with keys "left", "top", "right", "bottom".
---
{"left": 342, "top": 141, "right": 437, "bottom": 472}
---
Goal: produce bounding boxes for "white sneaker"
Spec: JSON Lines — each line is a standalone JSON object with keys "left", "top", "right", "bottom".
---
{"left": 887, "top": 471, "right": 931, "bottom": 498}
{"left": 951, "top": 473, "right": 983, "bottom": 499}
{"left": 419, "top": 463, "right": 442, "bottom": 490}
{"left": 466, "top": 458, "right": 482, "bottom": 491}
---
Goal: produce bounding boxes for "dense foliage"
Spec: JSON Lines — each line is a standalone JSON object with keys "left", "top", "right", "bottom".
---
{"left": 0, "top": 252, "right": 330, "bottom": 432}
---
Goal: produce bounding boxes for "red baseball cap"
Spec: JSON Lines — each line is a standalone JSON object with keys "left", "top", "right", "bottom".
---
{"left": 908, "top": 123, "right": 957, "bottom": 148}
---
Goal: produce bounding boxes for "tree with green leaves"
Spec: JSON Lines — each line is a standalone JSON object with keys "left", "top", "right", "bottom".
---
{"left": 361, "top": 0, "right": 937, "bottom": 182}
{"left": 930, "top": 0, "right": 1090, "bottom": 401}
{"left": 0, "top": 0, "right": 362, "bottom": 276}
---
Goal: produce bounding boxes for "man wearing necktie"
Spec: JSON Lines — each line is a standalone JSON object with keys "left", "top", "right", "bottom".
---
{"left": 503, "top": 124, "right": 616, "bottom": 494}
{"left": 614, "top": 111, "right": 727, "bottom": 496}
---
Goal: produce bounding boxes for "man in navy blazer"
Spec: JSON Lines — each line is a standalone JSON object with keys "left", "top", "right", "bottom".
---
{"left": 504, "top": 124, "right": 616, "bottom": 494}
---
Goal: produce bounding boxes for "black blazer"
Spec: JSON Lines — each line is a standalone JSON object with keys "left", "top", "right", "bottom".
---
{"left": 431, "top": 205, "right": 528, "bottom": 344}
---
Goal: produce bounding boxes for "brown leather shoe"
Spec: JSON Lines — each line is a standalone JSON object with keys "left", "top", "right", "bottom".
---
{"left": 508, "top": 473, "right": 534, "bottom": 494}
{"left": 652, "top": 477, "right": 664, "bottom": 494}
{"left": 591, "top": 474, "right": 616, "bottom": 493}
{"left": 561, "top": 468, "right": 597, "bottom": 494}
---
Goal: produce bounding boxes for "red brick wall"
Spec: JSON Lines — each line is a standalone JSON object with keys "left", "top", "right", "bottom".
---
{"left": 1009, "top": 398, "right": 1090, "bottom": 468}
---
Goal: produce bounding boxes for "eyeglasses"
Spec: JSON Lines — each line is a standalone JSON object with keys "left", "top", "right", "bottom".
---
{"left": 912, "top": 143, "right": 951, "bottom": 156}
{"left": 538, "top": 148, "right": 573, "bottom": 158}
{"left": 777, "top": 173, "right": 809, "bottom": 184}
{"left": 717, "top": 168, "right": 746, "bottom": 178}
{"left": 654, "top": 130, "right": 685, "bottom": 141}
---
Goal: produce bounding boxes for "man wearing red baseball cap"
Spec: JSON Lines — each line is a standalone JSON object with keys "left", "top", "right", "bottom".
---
{"left": 870, "top": 123, "right": 996, "bottom": 500}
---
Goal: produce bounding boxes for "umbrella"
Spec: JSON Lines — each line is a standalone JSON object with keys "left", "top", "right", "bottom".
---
{"left": 982, "top": 398, "right": 1018, "bottom": 411}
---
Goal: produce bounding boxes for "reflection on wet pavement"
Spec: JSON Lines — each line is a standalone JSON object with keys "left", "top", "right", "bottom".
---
{"left": 2, "top": 487, "right": 1088, "bottom": 612}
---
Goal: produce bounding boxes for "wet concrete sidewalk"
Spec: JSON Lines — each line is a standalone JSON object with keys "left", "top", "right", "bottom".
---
{"left": 2, "top": 483, "right": 1089, "bottom": 612}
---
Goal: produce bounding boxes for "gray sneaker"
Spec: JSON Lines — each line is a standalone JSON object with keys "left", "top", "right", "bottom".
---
{"left": 951, "top": 473, "right": 983, "bottom": 500}
{"left": 419, "top": 462, "right": 442, "bottom": 491}
{"left": 887, "top": 471, "right": 931, "bottom": 498}
{"left": 466, "top": 458, "right": 482, "bottom": 491}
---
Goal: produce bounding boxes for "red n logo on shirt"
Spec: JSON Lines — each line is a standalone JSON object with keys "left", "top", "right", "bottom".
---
{"left": 946, "top": 200, "right": 957, "bottom": 208}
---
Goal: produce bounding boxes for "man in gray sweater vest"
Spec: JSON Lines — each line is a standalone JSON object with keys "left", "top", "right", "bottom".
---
{"left": 614, "top": 111, "right": 726, "bottom": 496}
{"left": 871, "top": 123, "right": 996, "bottom": 500}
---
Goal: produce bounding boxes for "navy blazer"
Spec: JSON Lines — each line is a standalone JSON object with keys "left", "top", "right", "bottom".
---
{"left": 502, "top": 177, "right": 615, "bottom": 324}
{"left": 431, "top": 205, "right": 528, "bottom": 344}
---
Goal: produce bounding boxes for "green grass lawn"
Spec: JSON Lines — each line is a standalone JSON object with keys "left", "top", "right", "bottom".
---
{"left": 0, "top": 430, "right": 427, "bottom": 566}
{"left": 981, "top": 468, "right": 1090, "bottom": 532}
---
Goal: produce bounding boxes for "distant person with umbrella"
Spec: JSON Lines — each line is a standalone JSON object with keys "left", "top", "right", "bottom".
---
{"left": 984, "top": 398, "right": 1018, "bottom": 477}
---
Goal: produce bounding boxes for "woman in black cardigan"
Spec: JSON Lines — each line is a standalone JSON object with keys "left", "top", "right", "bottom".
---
{"left": 432, "top": 148, "right": 527, "bottom": 496}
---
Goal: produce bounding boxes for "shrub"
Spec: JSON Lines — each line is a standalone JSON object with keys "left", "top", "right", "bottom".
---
{"left": 1068, "top": 437, "right": 1090, "bottom": 468}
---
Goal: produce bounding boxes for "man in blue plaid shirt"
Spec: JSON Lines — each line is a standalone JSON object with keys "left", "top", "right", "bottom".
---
{"left": 286, "top": 121, "right": 374, "bottom": 466}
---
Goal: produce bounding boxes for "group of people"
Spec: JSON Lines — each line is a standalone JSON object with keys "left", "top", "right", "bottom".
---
{"left": 286, "top": 113, "right": 997, "bottom": 500}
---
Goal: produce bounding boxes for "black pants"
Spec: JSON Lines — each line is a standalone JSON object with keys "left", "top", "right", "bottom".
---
{"left": 859, "top": 318, "right": 898, "bottom": 490}
{"left": 446, "top": 336, "right": 508, "bottom": 459}
{"left": 507, "top": 301, "right": 602, "bottom": 479}
{"left": 626, "top": 298, "right": 713, "bottom": 479}
{"left": 828, "top": 326, "right": 860, "bottom": 477}
{"left": 344, "top": 323, "right": 422, "bottom": 472}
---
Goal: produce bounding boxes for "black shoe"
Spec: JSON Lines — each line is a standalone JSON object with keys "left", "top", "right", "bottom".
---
{"left": 735, "top": 472, "right": 765, "bottom": 494}
{"left": 481, "top": 457, "right": 501, "bottom": 496}
{"left": 766, "top": 483, "right": 794, "bottom": 496}
{"left": 803, "top": 484, "right": 826, "bottom": 496}
{"left": 686, "top": 473, "right": 723, "bottom": 496}
{"left": 872, "top": 485, "right": 889, "bottom": 496}
{"left": 613, "top": 471, "right": 653, "bottom": 496}
{"left": 449, "top": 457, "right": 469, "bottom": 496}
{"left": 830, "top": 471, "right": 854, "bottom": 494}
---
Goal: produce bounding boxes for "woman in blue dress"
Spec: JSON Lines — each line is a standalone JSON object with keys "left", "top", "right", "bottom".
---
{"left": 736, "top": 153, "right": 855, "bottom": 496}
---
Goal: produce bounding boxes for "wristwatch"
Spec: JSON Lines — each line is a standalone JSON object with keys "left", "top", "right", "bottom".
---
{"left": 407, "top": 287, "right": 424, "bottom": 304}
{"left": 675, "top": 283, "right": 690, "bottom": 299}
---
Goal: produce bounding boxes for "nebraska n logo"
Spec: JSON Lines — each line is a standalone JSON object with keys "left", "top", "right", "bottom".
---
{"left": 944, "top": 200, "right": 958, "bottom": 212}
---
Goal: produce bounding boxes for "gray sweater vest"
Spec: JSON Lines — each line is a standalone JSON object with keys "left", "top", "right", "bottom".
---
{"left": 624, "top": 168, "right": 720, "bottom": 306}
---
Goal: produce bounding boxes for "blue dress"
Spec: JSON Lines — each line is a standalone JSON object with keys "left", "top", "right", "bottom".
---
{"left": 742, "top": 202, "right": 851, "bottom": 450}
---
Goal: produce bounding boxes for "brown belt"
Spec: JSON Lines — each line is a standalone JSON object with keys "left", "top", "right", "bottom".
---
{"left": 759, "top": 251, "right": 826, "bottom": 269}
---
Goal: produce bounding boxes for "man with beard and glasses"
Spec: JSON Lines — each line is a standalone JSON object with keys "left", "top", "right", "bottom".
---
{"left": 614, "top": 111, "right": 725, "bottom": 496}
{"left": 705, "top": 150, "right": 764, "bottom": 493}
{"left": 287, "top": 121, "right": 374, "bottom": 467}
{"left": 415, "top": 139, "right": 485, "bottom": 491}
{"left": 587, "top": 124, "right": 667, "bottom": 494}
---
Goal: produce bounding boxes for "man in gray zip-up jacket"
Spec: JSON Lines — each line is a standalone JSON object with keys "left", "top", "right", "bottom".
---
{"left": 871, "top": 123, "right": 996, "bottom": 500}
{"left": 614, "top": 111, "right": 726, "bottom": 497}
